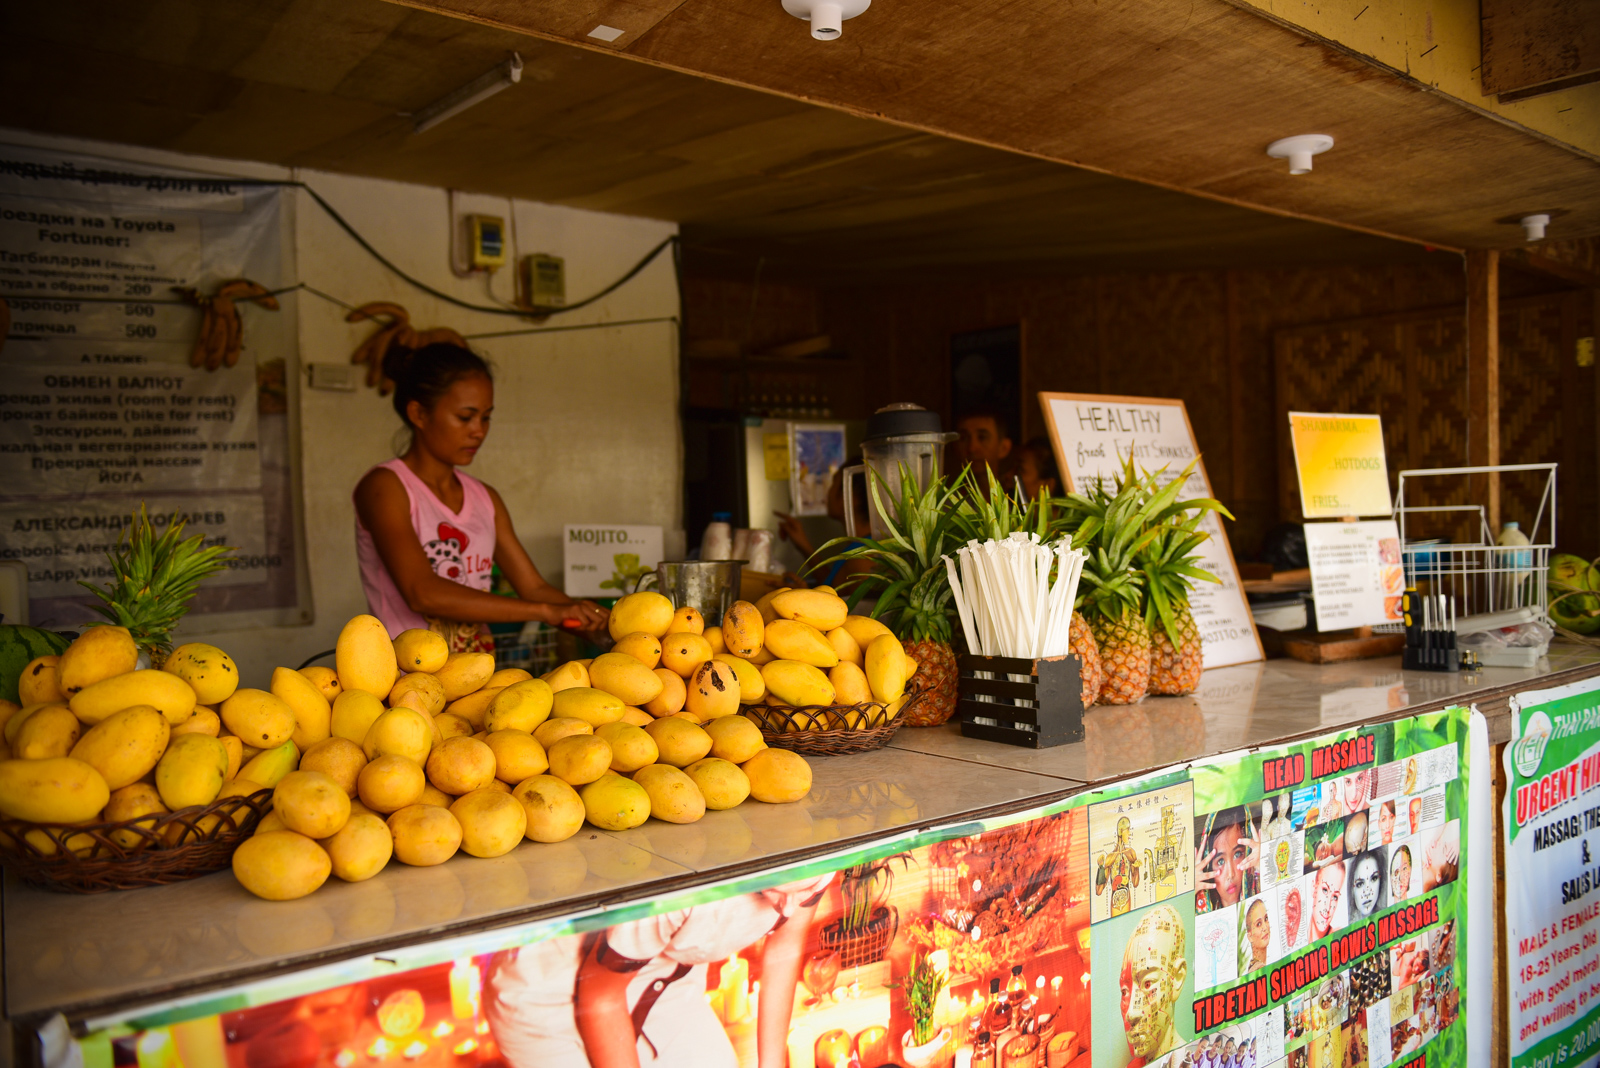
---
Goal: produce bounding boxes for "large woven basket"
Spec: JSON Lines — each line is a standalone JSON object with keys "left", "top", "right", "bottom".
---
{"left": 0, "top": 788, "right": 274, "bottom": 894}
{"left": 741, "top": 682, "right": 927, "bottom": 756}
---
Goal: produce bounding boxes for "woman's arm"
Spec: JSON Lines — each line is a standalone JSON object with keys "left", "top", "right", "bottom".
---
{"left": 574, "top": 937, "right": 642, "bottom": 1068}
{"left": 354, "top": 468, "right": 561, "bottom": 624}
{"left": 757, "top": 903, "right": 818, "bottom": 1068}
{"left": 487, "top": 486, "right": 607, "bottom": 630}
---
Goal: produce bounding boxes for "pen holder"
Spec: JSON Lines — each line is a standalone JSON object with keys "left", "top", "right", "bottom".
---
{"left": 1401, "top": 589, "right": 1460, "bottom": 673}
{"left": 957, "top": 653, "right": 1085, "bottom": 748}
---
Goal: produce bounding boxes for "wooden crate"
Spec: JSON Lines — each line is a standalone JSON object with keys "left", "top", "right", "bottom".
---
{"left": 957, "top": 653, "right": 1085, "bottom": 748}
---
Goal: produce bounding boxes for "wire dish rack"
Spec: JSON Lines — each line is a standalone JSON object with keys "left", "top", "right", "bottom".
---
{"left": 1394, "top": 463, "right": 1556, "bottom": 626}
{"left": 489, "top": 621, "right": 561, "bottom": 675}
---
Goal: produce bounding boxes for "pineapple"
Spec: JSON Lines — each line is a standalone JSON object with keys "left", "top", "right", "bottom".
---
{"left": 1085, "top": 575, "right": 1152, "bottom": 705}
{"left": 1140, "top": 491, "right": 1229, "bottom": 696}
{"left": 1149, "top": 604, "right": 1202, "bottom": 695}
{"left": 1068, "top": 610, "right": 1104, "bottom": 708}
{"left": 79, "top": 504, "right": 235, "bottom": 661}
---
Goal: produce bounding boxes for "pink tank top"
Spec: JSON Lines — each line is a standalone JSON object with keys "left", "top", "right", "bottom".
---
{"left": 355, "top": 458, "right": 498, "bottom": 637}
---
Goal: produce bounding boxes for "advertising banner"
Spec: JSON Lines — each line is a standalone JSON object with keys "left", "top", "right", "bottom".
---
{"left": 1505, "top": 677, "right": 1600, "bottom": 1068}
{"left": 73, "top": 710, "right": 1471, "bottom": 1068}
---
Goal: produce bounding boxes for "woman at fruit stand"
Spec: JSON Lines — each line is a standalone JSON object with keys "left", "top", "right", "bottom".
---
{"left": 355, "top": 343, "right": 608, "bottom": 651}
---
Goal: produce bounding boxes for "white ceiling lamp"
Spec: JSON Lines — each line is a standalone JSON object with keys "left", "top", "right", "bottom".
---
{"left": 1266, "top": 134, "right": 1334, "bottom": 175}
{"left": 782, "top": 0, "right": 870, "bottom": 40}
{"left": 1520, "top": 213, "right": 1551, "bottom": 242}
{"left": 412, "top": 54, "right": 523, "bottom": 135}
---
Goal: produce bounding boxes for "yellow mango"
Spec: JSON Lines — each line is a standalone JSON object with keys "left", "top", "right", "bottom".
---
{"left": 362, "top": 706, "right": 434, "bottom": 765}
{"left": 666, "top": 606, "right": 705, "bottom": 635}
{"left": 543, "top": 660, "right": 590, "bottom": 693}
{"left": 173, "top": 707, "right": 221, "bottom": 737}
{"left": 864, "top": 633, "right": 909, "bottom": 702}
{"left": 162, "top": 643, "right": 239, "bottom": 705}
{"left": 254, "top": 810, "right": 289, "bottom": 835}
{"left": 487, "top": 667, "right": 533, "bottom": 689}
{"left": 721, "top": 601, "right": 765, "bottom": 658}
{"left": 426, "top": 735, "right": 497, "bottom": 794}
{"left": 754, "top": 586, "right": 790, "bottom": 625}
{"left": 829, "top": 661, "right": 873, "bottom": 705}
{"left": 704, "top": 626, "right": 727, "bottom": 655}
{"left": 686, "top": 660, "right": 742, "bottom": 720}
{"left": 104, "top": 782, "right": 169, "bottom": 848}
{"left": 546, "top": 735, "right": 614, "bottom": 786}
{"left": 330, "top": 689, "right": 386, "bottom": 744}
{"left": 645, "top": 669, "right": 687, "bottom": 716}
{"left": 450, "top": 789, "right": 527, "bottom": 857}
{"left": 613, "top": 632, "right": 663, "bottom": 669}
{"left": 713, "top": 654, "right": 767, "bottom": 704}
{"left": 389, "top": 672, "right": 446, "bottom": 717}
{"left": 485, "top": 729, "right": 548, "bottom": 783}
{"left": 608, "top": 591, "right": 675, "bottom": 641}
{"left": 0, "top": 756, "right": 109, "bottom": 822}
{"left": 512, "top": 774, "right": 585, "bottom": 843}
{"left": 486, "top": 679, "right": 554, "bottom": 734}
{"left": 826, "top": 627, "right": 864, "bottom": 667}
{"left": 632, "top": 763, "right": 706, "bottom": 824}
{"left": 71, "top": 670, "right": 195, "bottom": 726}
{"left": 742, "top": 748, "right": 813, "bottom": 803}
{"left": 57, "top": 626, "right": 138, "bottom": 697}
{"left": 644, "top": 717, "right": 713, "bottom": 768}
{"left": 621, "top": 707, "right": 654, "bottom": 727}
{"left": 155, "top": 734, "right": 228, "bottom": 810}
{"left": 534, "top": 717, "right": 593, "bottom": 749}
{"left": 444, "top": 685, "right": 506, "bottom": 729}
{"left": 704, "top": 715, "right": 767, "bottom": 764}
{"left": 433, "top": 651, "right": 496, "bottom": 701}
{"left": 18, "top": 656, "right": 66, "bottom": 706}
{"left": 417, "top": 782, "right": 454, "bottom": 807}
{"left": 267, "top": 667, "right": 330, "bottom": 750}
{"left": 842, "top": 615, "right": 894, "bottom": 650}
{"left": 771, "top": 588, "right": 849, "bottom": 632}
{"left": 357, "top": 754, "right": 426, "bottom": 813}
{"left": 392, "top": 628, "right": 449, "bottom": 674}
{"left": 761, "top": 660, "right": 836, "bottom": 707}
{"left": 218, "top": 734, "right": 243, "bottom": 781}
{"left": 595, "top": 722, "right": 659, "bottom": 773}
{"left": 237, "top": 739, "right": 299, "bottom": 788}
{"left": 232, "top": 831, "right": 331, "bottom": 900}
{"left": 299, "top": 665, "right": 342, "bottom": 703}
{"left": 579, "top": 772, "right": 651, "bottom": 831}
{"left": 13, "top": 705, "right": 80, "bottom": 760}
{"left": 300, "top": 737, "right": 367, "bottom": 797}
{"left": 433, "top": 712, "right": 474, "bottom": 741}
{"left": 551, "top": 687, "right": 626, "bottom": 727}
{"left": 218, "top": 688, "right": 294, "bottom": 749}
{"left": 324, "top": 812, "right": 393, "bottom": 882}
{"left": 335, "top": 614, "right": 398, "bottom": 698}
{"left": 745, "top": 645, "right": 776, "bottom": 666}
{"left": 588, "top": 653, "right": 664, "bottom": 707}
{"left": 660, "top": 633, "right": 714, "bottom": 678}
{"left": 274, "top": 770, "right": 352, "bottom": 839}
{"left": 4, "top": 704, "right": 53, "bottom": 746}
{"left": 69, "top": 705, "right": 169, "bottom": 789}
{"left": 763, "top": 620, "right": 839, "bottom": 668}
{"left": 387, "top": 804, "right": 462, "bottom": 866}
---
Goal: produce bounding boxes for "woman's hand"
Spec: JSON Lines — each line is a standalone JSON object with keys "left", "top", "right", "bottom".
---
{"left": 773, "top": 511, "right": 813, "bottom": 557}
{"left": 1236, "top": 836, "right": 1260, "bottom": 872}
{"left": 557, "top": 600, "right": 609, "bottom": 631}
{"left": 1196, "top": 847, "right": 1217, "bottom": 894}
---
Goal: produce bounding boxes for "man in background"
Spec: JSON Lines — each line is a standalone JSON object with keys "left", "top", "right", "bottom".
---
{"left": 955, "top": 408, "right": 1015, "bottom": 494}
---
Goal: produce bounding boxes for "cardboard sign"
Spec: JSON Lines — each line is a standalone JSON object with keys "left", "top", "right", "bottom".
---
{"left": 562, "top": 524, "right": 662, "bottom": 598}
{"left": 1303, "top": 519, "right": 1405, "bottom": 631}
{"left": 1040, "top": 392, "right": 1262, "bottom": 669}
{"left": 1288, "top": 412, "right": 1391, "bottom": 519}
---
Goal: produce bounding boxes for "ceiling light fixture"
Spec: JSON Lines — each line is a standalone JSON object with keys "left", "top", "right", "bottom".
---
{"left": 1266, "top": 134, "right": 1334, "bottom": 175}
{"left": 412, "top": 54, "right": 523, "bottom": 135}
{"left": 1520, "top": 213, "right": 1550, "bottom": 242}
{"left": 782, "top": 0, "right": 870, "bottom": 40}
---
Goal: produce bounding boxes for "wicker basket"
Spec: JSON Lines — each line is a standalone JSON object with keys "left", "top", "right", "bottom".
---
{"left": 0, "top": 788, "right": 274, "bottom": 893}
{"left": 741, "top": 682, "right": 926, "bottom": 756}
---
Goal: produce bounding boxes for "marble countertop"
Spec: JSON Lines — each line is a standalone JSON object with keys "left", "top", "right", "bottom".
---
{"left": 8, "top": 644, "right": 1599, "bottom": 1021}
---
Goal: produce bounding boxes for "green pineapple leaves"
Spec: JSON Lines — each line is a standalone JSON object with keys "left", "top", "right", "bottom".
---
{"left": 79, "top": 504, "right": 236, "bottom": 655}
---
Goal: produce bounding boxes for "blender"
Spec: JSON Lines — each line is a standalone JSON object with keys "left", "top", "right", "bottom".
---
{"left": 842, "top": 404, "right": 958, "bottom": 539}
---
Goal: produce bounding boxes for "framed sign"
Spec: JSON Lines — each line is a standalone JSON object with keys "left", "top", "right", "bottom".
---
{"left": 1288, "top": 412, "right": 1391, "bottom": 519}
{"left": 1039, "top": 392, "right": 1262, "bottom": 669}
{"left": 562, "top": 524, "right": 662, "bottom": 598}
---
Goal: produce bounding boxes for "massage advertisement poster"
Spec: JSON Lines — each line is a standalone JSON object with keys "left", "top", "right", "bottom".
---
{"left": 1505, "top": 678, "right": 1600, "bottom": 1068}
{"left": 71, "top": 710, "right": 1470, "bottom": 1068}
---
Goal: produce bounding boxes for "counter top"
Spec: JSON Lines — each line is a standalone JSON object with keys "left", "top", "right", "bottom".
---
{"left": 8, "top": 644, "right": 1600, "bottom": 1023}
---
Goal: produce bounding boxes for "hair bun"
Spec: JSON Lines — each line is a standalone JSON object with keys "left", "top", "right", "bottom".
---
{"left": 380, "top": 342, "right": 416, "bottom": 383}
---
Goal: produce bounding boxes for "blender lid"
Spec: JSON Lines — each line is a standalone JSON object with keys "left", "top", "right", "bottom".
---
{"left": 865, "top": 403, "right": 945, "bottom": 440}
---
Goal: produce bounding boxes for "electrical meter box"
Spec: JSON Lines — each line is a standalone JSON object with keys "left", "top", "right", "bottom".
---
{"left": 519, "top": 253, "right": 566, "bottom": 308}
{"left": 466, "top": 215, "right": 507, "bottom": 269}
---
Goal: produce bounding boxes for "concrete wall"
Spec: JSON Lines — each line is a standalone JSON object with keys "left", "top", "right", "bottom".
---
{"left": 4, "top": 130, "right": 681, "bottom": 686}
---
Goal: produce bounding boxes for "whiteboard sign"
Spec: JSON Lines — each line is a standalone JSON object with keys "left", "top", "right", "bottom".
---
{"left": 1040, "top": 392, "right": 1262, "bottom": 669}
{"left": 563, "top": 524, "right": 662, "bottom": 598}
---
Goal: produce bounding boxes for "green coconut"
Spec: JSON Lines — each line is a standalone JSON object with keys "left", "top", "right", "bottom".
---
{"left": 1550, "top": 553, "right": 1600, "bottom": 634}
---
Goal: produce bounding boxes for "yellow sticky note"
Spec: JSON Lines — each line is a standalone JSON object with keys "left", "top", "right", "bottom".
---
{"left": 763, "top": 434, "right": 789, "bottom": 482}
{"left": 1289, "top": 412, "right": 1391, "bottom": 518}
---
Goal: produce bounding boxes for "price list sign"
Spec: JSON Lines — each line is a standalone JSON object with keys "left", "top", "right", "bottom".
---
{"left": 0, "top": 145, "right": 301, "bottom": 627}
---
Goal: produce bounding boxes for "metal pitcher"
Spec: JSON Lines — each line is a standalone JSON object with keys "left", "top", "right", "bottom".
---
{"left": 642, "top": 560, "right": 745, "bottom": 625}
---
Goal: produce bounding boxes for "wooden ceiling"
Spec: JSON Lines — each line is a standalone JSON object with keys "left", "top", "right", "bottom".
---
{"left": 0, "top": 0, "right": 1558, "bottom": 277}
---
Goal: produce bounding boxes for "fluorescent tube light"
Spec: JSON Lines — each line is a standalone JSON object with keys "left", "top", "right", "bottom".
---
{"left": 412, "top": 54, "right": 523, "bottom": 135}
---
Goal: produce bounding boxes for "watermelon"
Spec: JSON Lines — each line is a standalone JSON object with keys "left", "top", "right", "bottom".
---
{"left": 0, "top": 624, "right": 73, "bottom": 704}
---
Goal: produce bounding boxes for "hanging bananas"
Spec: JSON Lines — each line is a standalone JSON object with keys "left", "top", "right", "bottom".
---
{"left": 345, "top": 302, "right": 468, "bottom": 395}
{"left": 173, "top": 280, "right": 280, "bottom": 371}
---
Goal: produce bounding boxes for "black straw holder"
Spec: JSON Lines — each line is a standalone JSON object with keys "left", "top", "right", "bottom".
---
{"left": 957, "top": 653, "right": 1085, "bottom": 748}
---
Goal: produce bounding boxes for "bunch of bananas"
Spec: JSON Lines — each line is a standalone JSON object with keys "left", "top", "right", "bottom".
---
{"left": 173, "top": 280, "right": 280, "bottom": 370}
{"left": 346, "top": 302, "right": 468, "bottom": 394}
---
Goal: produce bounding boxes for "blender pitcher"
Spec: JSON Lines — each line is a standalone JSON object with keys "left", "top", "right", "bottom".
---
{"left": 842, "top": 404, "right": 957, "bottom": 539}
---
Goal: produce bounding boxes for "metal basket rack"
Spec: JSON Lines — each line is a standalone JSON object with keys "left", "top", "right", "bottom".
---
{"left": 1394, "top": 463, "right": 1555, "bottom": 625}
{"left": 490, "top": 621, "right": 561, "bottom": 675}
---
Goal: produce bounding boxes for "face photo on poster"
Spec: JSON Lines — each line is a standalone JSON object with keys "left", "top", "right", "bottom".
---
{"left": 1238, "top": 893, "right": 1280, "bottom": 975}
{"left": 1369, "top": 799, "right": 1399, "bottom": 849}
{"left": 1306, "top": 859, "right": 1350, "bottom": 943}
{"left": 1196, "top": 905, "right": 1240, "bottom": 991}
{"left": 1091, "top": 784, "right": 1196, "bottom": 923}
{"left": 1195, "top": 805, "right": 1261, "bottom": 914}
{"left": 1092, "top": 898, "right": 1195, "bottom": 1068}
{"left": 1419, "top": 820, "right": 1461, "bottom": 893}
{"left": 1345, "top": 849, "right": 1389, "bottom": 924}
{"left": 1387, "top": 842, "right": 1417, "bottom": 902}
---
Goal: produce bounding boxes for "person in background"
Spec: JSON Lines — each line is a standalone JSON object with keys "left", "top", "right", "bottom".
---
{"left": 1015, "top": 437, "right": 1061, "bottom": 500}
{"left": 954, "top": 407, "right": 1014, "bottom": 494}
{"left": 354, "top": 343, "right": 608, "bottom": 652}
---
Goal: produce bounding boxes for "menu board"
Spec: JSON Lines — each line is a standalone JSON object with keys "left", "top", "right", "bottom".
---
{"left": 562, "top": 524, "right": 662, "bottom": 598}
{"left": 1289, "top": 413, "right": 1392, "bottom": 520}
{"left": 1040, "top": 392, "right": 1262, "bottom": 669}
{"left": 1304, "top": 520, "right": 1406, "bottom": 631}
{"left": 0, "top": 143, "right": 302, "bottom": 629}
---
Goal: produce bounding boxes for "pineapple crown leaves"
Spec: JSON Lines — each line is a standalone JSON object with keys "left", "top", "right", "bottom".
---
{"left": 949, "top": 463, "right": 1058, "bottom": 546}
{"left": 79, "top": 504, "right": 236, "bottom": 654}
{"left": 809, "top": 463, "right": 971, "bottom": 643}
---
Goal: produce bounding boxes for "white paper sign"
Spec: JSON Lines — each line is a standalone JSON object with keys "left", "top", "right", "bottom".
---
{"left": 1040, "top": 392, "right": 1262, "bottom": 669}
{"left": 1303, "top": 520, "right": 1405, "bottom": 631}
{"left": 563, "top": 524, "right": 662, "bottom": 598}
